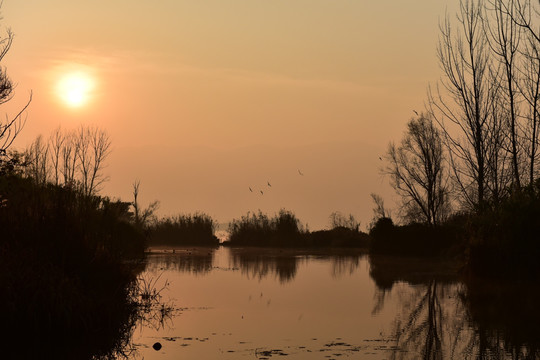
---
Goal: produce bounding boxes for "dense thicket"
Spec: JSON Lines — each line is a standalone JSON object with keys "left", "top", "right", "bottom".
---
{"left": 0, "top": 171, "right": 145, "bottom": 357}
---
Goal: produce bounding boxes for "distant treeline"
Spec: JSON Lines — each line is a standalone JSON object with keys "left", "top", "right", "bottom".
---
{"left": 143, "top": 209, "right": 371, "bottom": 249}
{"left": 225, "top": 210, "right": 371, "bottom": 248}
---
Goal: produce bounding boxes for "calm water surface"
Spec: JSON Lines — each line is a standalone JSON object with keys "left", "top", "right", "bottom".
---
{"left": 126, "top": 247, "right": 539, "bottom": 360}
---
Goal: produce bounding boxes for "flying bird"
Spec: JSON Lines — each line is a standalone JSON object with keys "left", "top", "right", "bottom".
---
{"left": 260, "top": 190, "right": 264, "bottom": 195}
{"left": 298, "top": 169, "right": 304, "bottom": 176}
{"left": 413, "top": 110, "right": 419, "bottom": 116}
{"left": 249, "top": 187, "right": 253, "bottom": 192}
{"left": 267, "top": 181, "right": 271, "bottom": 187}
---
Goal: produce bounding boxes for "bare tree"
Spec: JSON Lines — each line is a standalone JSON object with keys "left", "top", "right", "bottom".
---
{"left": 502, "top": 0, "right": 540, "bottom": 43}
{"left": 25, "top": 135, "right": 49, "bottom": 185}
{"left": 75, "top": 126, "right": 111, "bottom": 196}
{"left": 369, "top": 193, "right": 391, "bottom": 229}
{"left": 385, "top": 114, "right": 450, "bottom": 225}
{"left": 429, "top": 0, "right": 500, "bottom": 210}
{"left": 48, "top": 127, "right": 65, "bottom": 186}
{"left": 60, "top": 131, "right": 78, "bottom": 187}
{"left": 24, "top": 126, "right": 112, "bottom": 195}
{"left": 0, "top": 19, "right": 31, "bottom": 162}
{"left": 520, "top": 32, "right": 540, "bottom": 184}
{"left": 485, "top": 0, "right": 524, "bottom": 188}
{"left": 132, "top": 180, "right": 159, "bottom": 229}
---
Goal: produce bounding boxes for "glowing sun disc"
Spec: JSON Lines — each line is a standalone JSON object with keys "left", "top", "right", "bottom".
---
{"left": 56, "top": 72, "right": 95, "bottom": 107}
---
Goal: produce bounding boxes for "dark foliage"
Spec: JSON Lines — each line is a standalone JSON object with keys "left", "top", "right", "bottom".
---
{"left": 467, "top": 181, "right": 540, "bottom": 279}
{"left": 369, "top": 217, "right": 465, "bottom": 257}
{"left": 0, "top": 174, "right": 146, "bottom": 358}
{"left": 308, "top": 226, "right": 371, "bottom": 248}
{"left": 148, "top": 213, "right": 219, "bottom": 246}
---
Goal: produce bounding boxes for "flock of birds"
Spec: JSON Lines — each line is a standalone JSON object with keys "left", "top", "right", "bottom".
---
{"left": 248, "top": 169, "right": 304, "bottom": 195}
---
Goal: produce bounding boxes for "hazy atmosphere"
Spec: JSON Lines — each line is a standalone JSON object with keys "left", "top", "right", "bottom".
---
{"left": 3, "top": 1, "right": 453, "bottom": 229}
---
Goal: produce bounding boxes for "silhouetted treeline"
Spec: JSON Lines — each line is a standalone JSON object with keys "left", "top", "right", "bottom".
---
{"left": 147, "top": 213, "right": 219, "bottom": 246}
{"left": 309, "top": 226, "right": 371, "bottom": 248}
{"left": 226, "top": 209, "right": 370, "bottom": 248}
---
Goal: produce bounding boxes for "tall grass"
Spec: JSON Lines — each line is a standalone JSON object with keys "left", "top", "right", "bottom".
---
{"left": 148, "top": 212, "right": 219, "bottom": 246}
{"left": 228, "top": 209, "right": 306, "bottom": 247}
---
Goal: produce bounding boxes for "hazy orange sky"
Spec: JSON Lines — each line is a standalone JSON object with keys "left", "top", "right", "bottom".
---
{"left": 2, "top": 1, "right": 455, "bottom": 230}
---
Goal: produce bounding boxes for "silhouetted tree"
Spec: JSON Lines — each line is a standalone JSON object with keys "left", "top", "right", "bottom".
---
{"left": 385, "top": 114, "right": 450, "bottom": 225}
{"left": 132, "top": 180, "right": 159, "bottom": 229}
{"left": 24, "top": 126, "right": 112, "bottom": 195}
{"left": 368, "top": 193, "right": 391, "bottom": 231}
{"left": 48, "top": 126, "right": 64, "bottom": 186}
{"left": 0, "top": 15, "right": 31, "bottom": 166}
{"left": 25, "top": 135, "right": 49, "bottom": 185}
{"left": 60, "top": 130, "right": 78, "bottom": 186}
{"left": 76, "top": 126, "right": 111, "bottom": 196}
{"left": 429, "top": 0, "right": 499, "bottom": 210}
{"left": 486, "top": 0, "right": 524, "bottom": 189}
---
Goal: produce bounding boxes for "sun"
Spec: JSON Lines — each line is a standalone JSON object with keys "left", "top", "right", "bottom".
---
{"left": 56, "top": 72, "right": 95, "bottom": 108}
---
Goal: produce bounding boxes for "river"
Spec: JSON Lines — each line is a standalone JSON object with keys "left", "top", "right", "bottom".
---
{"left": 126, "top": 247, "right": 540, "bottom": 360}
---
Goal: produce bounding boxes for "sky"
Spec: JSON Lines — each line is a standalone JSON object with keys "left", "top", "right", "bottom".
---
{"left": 2, "top": 1, "right": 454, "bottom": 230}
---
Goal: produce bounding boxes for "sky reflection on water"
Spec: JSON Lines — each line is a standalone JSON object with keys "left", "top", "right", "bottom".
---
{"left": 126, "top": 247, "right": 540, "bottom": 360}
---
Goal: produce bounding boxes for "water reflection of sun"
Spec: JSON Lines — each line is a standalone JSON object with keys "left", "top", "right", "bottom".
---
{"left": 56, "top": 71, "right": 96, "bottom": 108}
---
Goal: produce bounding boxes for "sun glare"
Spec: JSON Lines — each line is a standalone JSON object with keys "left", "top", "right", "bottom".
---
{"left": 56, "top": 72, "right": 95, "bottom": 108}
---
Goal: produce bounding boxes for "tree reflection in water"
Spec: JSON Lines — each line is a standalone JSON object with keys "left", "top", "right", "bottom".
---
{"left": 460, "top": 278, "right": 540, "bottom": 360}
{"left": 329, "top": 254, "right": 362, "bottom": 278}
{"left": 369, "top": 254, "right": 540, "bottom": 360}
{"left": 229, "top": 248, "right": 301, "bottom": 283}
{"left": 145, "top": 247, "right": 216, "bottom": 274}
{"left": 229, "top": 248, "right": 364, "bottom": 283}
